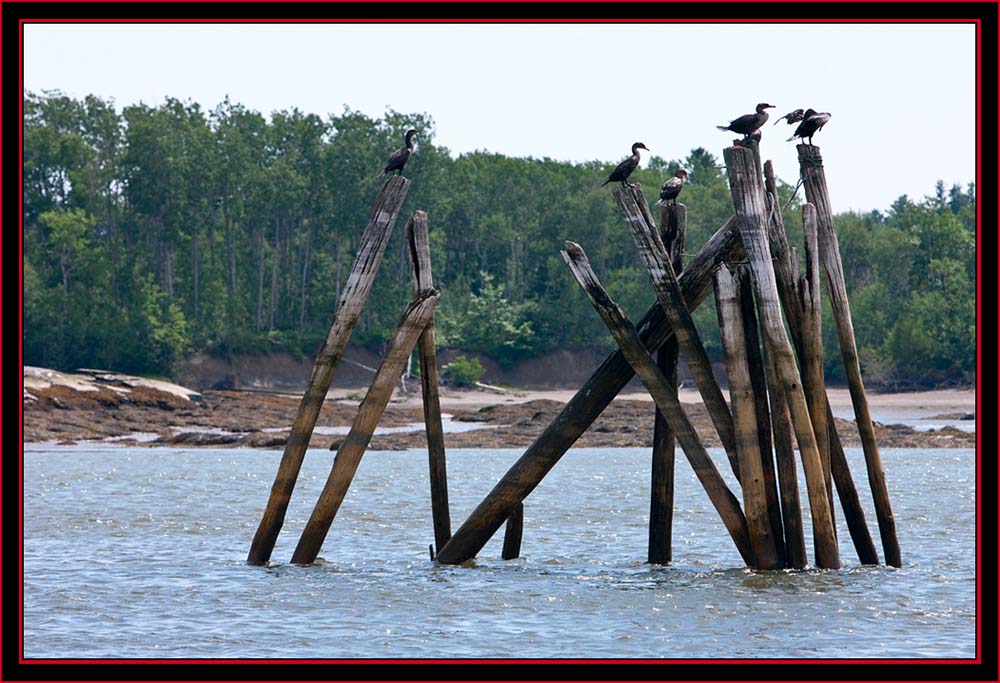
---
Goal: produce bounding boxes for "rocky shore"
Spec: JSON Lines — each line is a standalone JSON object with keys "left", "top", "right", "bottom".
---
{"left": 23, "top": 367, "right": 975, "bottom": 450}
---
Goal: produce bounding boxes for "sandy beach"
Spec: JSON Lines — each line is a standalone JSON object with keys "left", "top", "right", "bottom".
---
{"left": 350, "top": 385, "right": 977, "bottom": 421}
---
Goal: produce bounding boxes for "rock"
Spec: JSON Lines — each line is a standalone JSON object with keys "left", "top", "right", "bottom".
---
{"left": 166, "top": 431, "right": 241, "bottom": 446}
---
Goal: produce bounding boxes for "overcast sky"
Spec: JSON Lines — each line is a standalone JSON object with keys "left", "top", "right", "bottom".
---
{"left": 23, "top": 22, "right": 976, "bottom": 212}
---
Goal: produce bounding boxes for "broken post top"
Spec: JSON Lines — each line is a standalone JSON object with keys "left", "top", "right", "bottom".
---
{"left": 722, "top": 145, "right": 762, "bottom": 195}
{"left": 370, "top": 175, "right": 411, "bottom": 221}
{"left": 406, "top": 210, "right": 434, "bottom": 296}
{"left": 562, "top": 241, "right": 618, "bottom": 311}
{"left": 612, "top": 184, "right": 671, "bottom": 258}
{"left": 797, "top": 144, "right": 824, "bottom": 169}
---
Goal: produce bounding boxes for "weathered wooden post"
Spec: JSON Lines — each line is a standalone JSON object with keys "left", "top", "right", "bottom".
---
{"left": 648, "top": 202, "right": 686, "bottom": 565}
{"left": 735, "top": 265, "right": 785, "bottom": 564}
{"left": 724, "top": 145, "right": 839, "bottom": 569}
{"left": 798, "top": 144, "right": 901, "bottom": 567}
{"left": 762, "top": 162, "right": 878, "bottom": 565}
{"left": 501, "top": 503, "right": 524, "bottom": 560}
{"left": 434, "top": 217, "right": 746, "bottom": 565}
{"left": 248, "top": 177, "right": 410, "bottom": 566}
{"left": 714, "top": 265, "right": 781, "bottom": 569}
{"left": 291, "top": 290, "right": 441, "bottom": 565}
{"left": 798, "top": 204, "right": 834, "bottom": 520}
{"left": 562, "top": 241, "right": 753, "bottom": 566}
{"left": 614, "top": 185, "right": 740, "bottom": 482}
{"left": 406, "top": 211, "right": 451, "bottom": 556}
{"left": 762, "top": 346, "right": 807, "bottom": 568}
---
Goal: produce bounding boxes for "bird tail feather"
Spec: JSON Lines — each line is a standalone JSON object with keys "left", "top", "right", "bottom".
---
{"left": 600, "top": 179, "right": 610, "bottom": 187}
{"left": 716, "top": 125, "right": 730, "bottom": 131}
{"left": 655, "top": 198, "right": 665, "bottom": 207}
{"left": 786, "top": 135, "right": 796, "bottom": 142}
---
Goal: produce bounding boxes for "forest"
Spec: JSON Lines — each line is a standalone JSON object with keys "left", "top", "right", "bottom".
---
{"left": 22, "top": 92, "right": 976, "bottom": 389}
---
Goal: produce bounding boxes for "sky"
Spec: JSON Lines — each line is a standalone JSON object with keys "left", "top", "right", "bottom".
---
{"left": 23, "top": 22, "right": 977, "bottom": 212}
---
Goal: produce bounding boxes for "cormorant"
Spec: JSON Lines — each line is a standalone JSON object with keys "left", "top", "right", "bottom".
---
{"left": 787, "top": 110, "right": 831, "bottom": 145}
{"left": 656, "top": 169, "right": 689, "bottom": 206}
{"left": 378, "top": 129, "right": 417, "bottom": 179}
{"left": 774, "top": 108, "right": 806, "bottom": 126}
{"left": 717, "top": 103, "right": 775, "bottom": 138}
{"left": 601, "top": 142, "right": 649, "bottom": 188}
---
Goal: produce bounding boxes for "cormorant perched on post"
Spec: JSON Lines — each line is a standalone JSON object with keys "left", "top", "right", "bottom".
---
{"left": 717, "top": 103, "right": 775, "bottom": 139}
{"left": 787, "top": 110, "right": 831, "bottom": 145}
{"left": 774, "top": 108, "right": 806, "bottom": 126}
{"left": 656, "top": 169, "right": 689, "bottom": 206}
{"left": 378, "top": 129, "right": 417, "bottom": 179}
{"left": 601, "top": 142, "right": 649, "bottom": 188}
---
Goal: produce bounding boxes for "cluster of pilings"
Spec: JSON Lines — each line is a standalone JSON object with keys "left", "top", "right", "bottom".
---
{"left": 247, "top": 142, "right": 901, "bottom": 572}
{"left": 432, "top": 142, "right": 900, "bottom": 570}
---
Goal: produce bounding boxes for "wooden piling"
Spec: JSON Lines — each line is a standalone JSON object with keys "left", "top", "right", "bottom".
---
{"left": 724, "top": 145, "right": 839, "bottom": 569}
{"left": 763, "top": 349, "right": 807, "bottom": 568}
{"left": 798, "top": 204, "right": 834, "bottom": 521}
{"left": 406, "top": 211, "right": 451, "bottom": 555}
{"left": 798, "top": 144, "right": 900, "bottom": 567}
{"left": 735, "top": 265, "right": 785, "bottom": 564}
{"left": 825, "top": 407, "right": 880, "bottom": 564}
{"left": 501, "top": 503, "right": 524, "bottom": 560}
{"left": 648, "top": 203, "right": 685, "bottom": 565}
{"left": 290, "top": 290, "right": 441, "bottom": 565}
{"left": 434, "top": 217, "right": 746, "bottom": 565}
{"left": 562, "top": 241, "right": 753, "bottom": 566}
{"left": 247, "top": 176, "right": 411, "bottom": 566}
{"left": 714, "top": 265, "right": 781, "bottom": 569}
{"left": 614, "top": 185, "right": 740, "bottom": 482}
{"left": 748, "top": 179, "right": 807, "bottom": 566}
{"left": 762, "top": 162, "right": 878, "bottom": 565}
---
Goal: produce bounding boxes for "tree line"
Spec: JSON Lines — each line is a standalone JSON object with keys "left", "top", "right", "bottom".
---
{"left": 23, "top": 92, "right": 975, "bottom": 389}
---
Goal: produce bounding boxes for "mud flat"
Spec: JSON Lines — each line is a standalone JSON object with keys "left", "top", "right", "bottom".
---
{"left": 23, "top": 367, "right": 974, "bottom": 451}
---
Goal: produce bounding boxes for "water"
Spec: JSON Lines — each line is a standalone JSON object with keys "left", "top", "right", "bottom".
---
{"left": 830, "top": 405, "right": 976, "bottom": 433}
{"left": 22, "top": 445, "right": 976, "bottom": 659}
{"left": 260, "top": 414, "right": 497, "bottom": 436}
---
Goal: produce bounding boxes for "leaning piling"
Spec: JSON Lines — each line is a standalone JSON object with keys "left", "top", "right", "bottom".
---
{"left": 247, "top": 177, "right": 411, "bottom": 566}
{"left": 291, "top": 290, "right": 441, "bottom": 565}
{"left": 798, "top": 144, "right": 901, "bottom": 567}
{"left": 614, "top": 185, "right": 741, "bottom": 481}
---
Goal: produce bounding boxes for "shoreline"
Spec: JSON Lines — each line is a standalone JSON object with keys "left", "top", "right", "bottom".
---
{"left": 23, "top": 368, "right": 976, "bottom": 450}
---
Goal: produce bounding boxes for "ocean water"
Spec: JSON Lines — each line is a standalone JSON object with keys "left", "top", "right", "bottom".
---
{"left": 22, "top": 445, "right": 976, "bottom": 659}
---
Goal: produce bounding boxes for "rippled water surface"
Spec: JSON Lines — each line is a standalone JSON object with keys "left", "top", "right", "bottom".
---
{"left": 23, "top": 446, "right": 976, "bottom": 659}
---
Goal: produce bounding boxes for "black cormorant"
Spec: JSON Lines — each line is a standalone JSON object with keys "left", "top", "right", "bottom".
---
{"left": 656, "top": 169, "right": 689, "bottom": 206}
{"left": 379, "top": 129, "right": 417, "bottom": 179}
{"left": 601, "top": 142, "right": 649, "bottom": 188}
{"left": 774, "top": 108, "right": 806, "bottom": 126}
{"left": 717, "top": 103, "right": 775, "bottom": 138}
{"left": 787, "top": 111, "right": 831, "bottom": 145}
